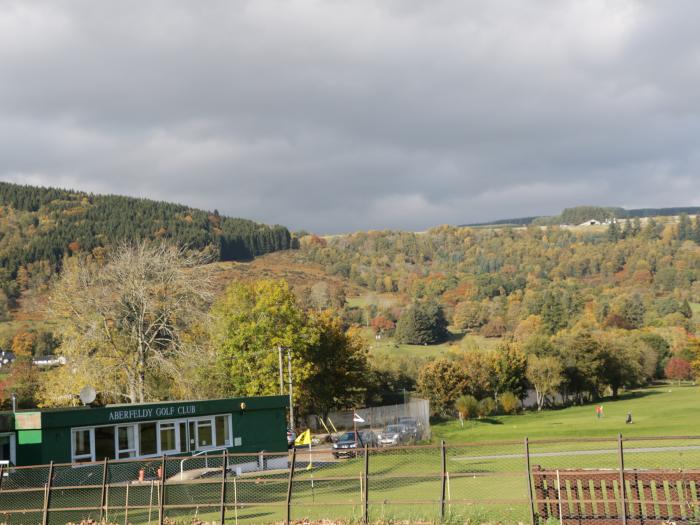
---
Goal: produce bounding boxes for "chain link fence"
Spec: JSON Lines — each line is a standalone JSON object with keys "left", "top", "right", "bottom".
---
{"left": 0, "top": 436, "right": 699, "bottom": 524}
{"left": 307, "top": 398, "right": 431, "bottom": 441}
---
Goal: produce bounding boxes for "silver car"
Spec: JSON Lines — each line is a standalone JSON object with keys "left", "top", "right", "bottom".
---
{"left": 378, "top": 424, "right": 407, "bottom": 446}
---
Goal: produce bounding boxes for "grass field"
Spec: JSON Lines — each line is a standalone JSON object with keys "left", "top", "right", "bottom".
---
{"left": 432, "top": 384, "right": 700, "bottom": 443}
{"left": 363, "top": 327, "right": 502, "bottom": 361}
{"left": 7, "top": 386, "right": 700, "bottom": 525}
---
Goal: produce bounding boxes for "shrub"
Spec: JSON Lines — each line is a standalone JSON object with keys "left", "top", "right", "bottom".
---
{"left": 477, "top": 397, "right": 497, "bottom": 418}
{"left": 454, "top": 395, "right": 479, "bottom": 426}
{"left": 499, "top": 391, "right": 520, "bottom": 414}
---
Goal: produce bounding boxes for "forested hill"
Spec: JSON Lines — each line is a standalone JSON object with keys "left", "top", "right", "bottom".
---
{"left": 464, "top": 205, "right": 700, "bottom": 227}
{"left": 0, "top": 182, "right": 292, "bottom": 309}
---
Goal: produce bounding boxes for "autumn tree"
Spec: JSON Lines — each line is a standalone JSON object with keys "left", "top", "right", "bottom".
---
{"left": 665, "top": 357, "right": 693, "bottom": 384}
{"left": 4, "top": 330, "right": 39, "bottom": 407}
{"left": 40, "top": 243, "right": 214, "bottom": 406}
{"left": 300, "top": 311, "right": 369, "bottom": 418}
{"left": 417, "top": 358, "right": 467, "bottom": 415}
{"left": 526, "top": 355, "right": 563, "bottom": 411}
{"left": 491, "top": 344, "right": 528, "bottom": 400}
{"left": 371, "top": 315, "right": 396, "bottom": 335}
{"left": 460, "top": 352, "right": 494, "bottom": 400}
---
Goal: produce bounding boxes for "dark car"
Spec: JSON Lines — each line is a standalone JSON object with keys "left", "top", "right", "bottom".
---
{"left": 359, "top": 429, "right": 379, "bottom": 448}
{"left": 332, "top": 431, "right": 365, "bottom": 459}
{"left": 397, "top": 417, "right": 420, "bottom": 440}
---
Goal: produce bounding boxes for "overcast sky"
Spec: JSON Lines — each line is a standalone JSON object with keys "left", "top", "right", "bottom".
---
{"left": 1, "top": 1, "right": 699, "bottom": 233}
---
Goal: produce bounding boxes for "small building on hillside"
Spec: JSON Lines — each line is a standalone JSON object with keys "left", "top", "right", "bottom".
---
{"left": 0, "top": 395, "right": 288, "bottom": 467}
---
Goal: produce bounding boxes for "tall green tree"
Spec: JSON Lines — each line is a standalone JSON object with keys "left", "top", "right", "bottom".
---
{"left": 395, "top": 301, "right": 449, "bottom": 344}
{"left": 211, "top": 280, "right": 316, "bottom": 400}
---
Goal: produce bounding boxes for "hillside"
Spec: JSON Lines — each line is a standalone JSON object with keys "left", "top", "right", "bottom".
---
{"left": 294, "top": 218, "right": 700, "bottom": 398}
{"left": 0, "top": 182, "right": 293, "bottom": 318}
{"left": 464, "top": 205, "right": 700, "bottom": 227}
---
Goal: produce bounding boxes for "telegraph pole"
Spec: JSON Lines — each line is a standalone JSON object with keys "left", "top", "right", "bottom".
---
{"left": 287, "top": 349, "right": 294, "bottom": 429}
{"left": 278, "top": 346, "right": 285, "bottom": 395}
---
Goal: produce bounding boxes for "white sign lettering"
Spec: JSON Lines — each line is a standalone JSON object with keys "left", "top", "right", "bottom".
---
{"left": 108, "top": 405, "right": 197, "bottom": 422}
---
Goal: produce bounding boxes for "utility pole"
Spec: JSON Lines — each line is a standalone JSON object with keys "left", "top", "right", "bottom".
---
{"left": 278, "top": 346, "right": 285, "bottom": 395}
{"left": 287, "top": 349, "right": 294, "bottom": 430}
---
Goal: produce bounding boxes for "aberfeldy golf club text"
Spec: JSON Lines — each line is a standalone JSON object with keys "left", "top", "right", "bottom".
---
{"left": 108, "top": 405, "right": 197, "bottom": 421}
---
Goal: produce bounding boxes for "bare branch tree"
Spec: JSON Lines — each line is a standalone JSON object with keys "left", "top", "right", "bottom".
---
{"left": 41, "top": 242, "right": 215, "bottom": 406}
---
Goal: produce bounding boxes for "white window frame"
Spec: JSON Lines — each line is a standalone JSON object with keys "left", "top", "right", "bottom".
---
{"left": 115, "top": 424, "right": 138, "bottom": 459}
{"left": 71, "top": 427, "right": 95, "bottom": 463}
{"left": 157, "top": 421, "right": 180, "bottom": 455}
{"left": 194, "top": 417, "right": 215, "bottom": 449}
{"left": 70, "top": 413, "right": 234, "bottom": 462}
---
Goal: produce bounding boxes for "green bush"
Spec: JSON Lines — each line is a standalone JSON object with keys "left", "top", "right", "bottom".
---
{"left": 499, "top": 391, "right": 520, "bottom": 414}
{"left": 477, "top": 397, "right": 497, "bottom": 418}
{"left": 454, "top": 394, "right": 479, "bottom": 425}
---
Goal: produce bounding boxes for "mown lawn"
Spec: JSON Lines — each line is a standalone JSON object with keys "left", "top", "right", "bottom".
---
{"left": 432, "top": 384, "right": 700, "bottom": 443}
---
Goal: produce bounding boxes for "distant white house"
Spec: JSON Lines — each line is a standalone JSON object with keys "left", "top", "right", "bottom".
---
{"left": 33, "top": 355, "right": 67, "bottom": 367}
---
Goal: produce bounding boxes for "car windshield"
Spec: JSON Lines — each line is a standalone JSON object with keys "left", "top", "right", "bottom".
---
{"left": 386, "top": 425, "right": 402, "bottom": 433}
{"left": 339, "top": 432, "right": 358, "bottom": 442}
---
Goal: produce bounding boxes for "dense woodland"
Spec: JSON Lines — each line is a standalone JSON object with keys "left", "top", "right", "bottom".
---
{"left": 0, "top": 182, "right": 292, "bottom": 317}
{"left": 297, "top": 214, "right": 700, "bottom": 415}
{"left": 1, "top": 186, "right": 699, "bottom": 422}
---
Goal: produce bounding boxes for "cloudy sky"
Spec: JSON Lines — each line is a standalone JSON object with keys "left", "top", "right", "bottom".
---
{"left": 1, "top": 1, "right": 699, "bottom": 233}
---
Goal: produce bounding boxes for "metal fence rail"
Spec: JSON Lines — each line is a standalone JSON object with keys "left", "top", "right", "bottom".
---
{"left": 0, "top": 435, "right": 699, "bottom": 525}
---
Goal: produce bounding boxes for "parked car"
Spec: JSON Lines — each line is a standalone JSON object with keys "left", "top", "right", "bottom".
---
{"left": 397, "top": 417, "right": 420, "bottom": 440}
{"left": 378, "top": 424, "right": 408, "bottom": 446}
{"left": 287, "top": 428, "right": 296, "bottom": 448}
{"left": 332, "top": 431, "right": 365, "bottom": 459}
{"left": 359, "top": 429, "right": 379, "bottom": 448}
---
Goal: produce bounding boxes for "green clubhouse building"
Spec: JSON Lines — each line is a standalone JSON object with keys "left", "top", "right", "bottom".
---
{"left": 0, "top": 395, "right": 288, "bottom": 467}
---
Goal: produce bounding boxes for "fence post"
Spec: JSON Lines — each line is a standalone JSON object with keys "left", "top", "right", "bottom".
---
{"left": 363, "top": 445, "right": 369, "bottom": 524}
{"left": 286, "top": 446, "right": 297, "bottom": 525}
{"left": 99, "top": 457, "right": 109, "bottom": 522}
{"left": 42, "top": 461, "right": 54, "bottom": 525}
{"left": 159, "top": 456, "right": 166, "bottom": 525}
{"left": 220, "top": 451, "right": 228, "bottom": 525}
{"left": 525, "top": 437, "right": 536, "bottom": 525}
{"left": 618, "top": 433, "right": 627, "bottom": 525}
{"left": 440, "top": 440, "right": 447, "bottom": 522}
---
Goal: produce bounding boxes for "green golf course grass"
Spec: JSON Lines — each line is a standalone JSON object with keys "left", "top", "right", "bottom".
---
{"left": 432, "top": 384, "right": 700, "bottom": 443}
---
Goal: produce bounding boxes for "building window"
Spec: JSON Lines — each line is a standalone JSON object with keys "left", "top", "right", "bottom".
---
{"left": 72, "top": 429, "right": 93, "bottom": 463}
{"left": 196, "top": 419, "right": 213, "bottom": 448}
{"left": 117, "top": 425, "right": 137, "bottom": 459}
{"left": 139, "top": 422, "right": 158, "bottom": 456}
{"left": 159, "top": 422, "right": 178, "bottom": 454}
{"left": 215, "top": 415, "right": 231, "bottom": 447}
{"left": 178, "top": 421, "right": 188, "bottom": 453}
{"left": 94, "top": 426, "right": 116, "bottom": 460}
{"left": 71, "top": 412, "right": 233, "bottom": 463}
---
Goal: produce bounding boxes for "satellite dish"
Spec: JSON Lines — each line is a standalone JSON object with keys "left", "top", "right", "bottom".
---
{"left": 79, "top": 386, "right": 97, "bottom": 406}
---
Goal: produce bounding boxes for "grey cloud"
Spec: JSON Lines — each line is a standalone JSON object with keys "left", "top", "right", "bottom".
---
{"left": 1, "top": 0, "right": 700, "bottom": 233}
